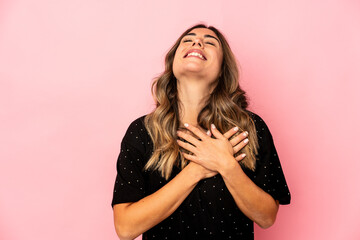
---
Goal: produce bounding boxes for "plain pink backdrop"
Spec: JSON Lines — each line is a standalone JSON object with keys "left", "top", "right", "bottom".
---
{"left": 1, "top": 0, "right": 360, "bottom": 239}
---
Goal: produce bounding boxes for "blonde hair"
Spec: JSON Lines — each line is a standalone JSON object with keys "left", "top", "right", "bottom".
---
{"left": 144, "top": 24, "right": 258, "bottom": 179}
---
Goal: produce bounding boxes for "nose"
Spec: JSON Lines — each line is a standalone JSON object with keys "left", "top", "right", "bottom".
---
{"left": 192, "top": 38, "right": 203, "bottom": 48}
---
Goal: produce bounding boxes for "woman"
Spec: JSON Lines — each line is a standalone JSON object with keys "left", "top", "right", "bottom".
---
{"left": 112, "top": 24, "right": 290, "bottom": 240}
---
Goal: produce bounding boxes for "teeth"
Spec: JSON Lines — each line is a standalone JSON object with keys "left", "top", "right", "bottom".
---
{"left": 187, "top": 52, "right": 205, "bottom": 59}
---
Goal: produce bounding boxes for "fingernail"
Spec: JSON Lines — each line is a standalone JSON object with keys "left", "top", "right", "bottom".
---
{"left": 184, "top": 123, "right": 189, "bottom": 127}
{"left": 211, "top": 124, "right": 216, "bottom": 129}
{"left": 243, "top": 131, "right": 248, "bottom": 137}
{"left": 241, "top": 153, "right": 246, "bottom": 158}
{"left": 206, "top": 130, "right": 211, "bottom": 136}
{"left": 233, "top": 126, "right": 239, "bottom": 131}
{"left": 244, "top": 138, "right": 249, "bottom": 144}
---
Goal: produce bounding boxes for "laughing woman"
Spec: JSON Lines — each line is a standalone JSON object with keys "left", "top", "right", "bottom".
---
{"left": 112, "top": 24, "right": 290, "bottom": 240}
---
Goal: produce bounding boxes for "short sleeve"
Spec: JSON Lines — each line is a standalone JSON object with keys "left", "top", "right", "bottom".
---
{"left": 247, "top": 113, "right": 291, "bottom": 205}
{"left": 111, "top": 117, "right": 148, "bottom": 207}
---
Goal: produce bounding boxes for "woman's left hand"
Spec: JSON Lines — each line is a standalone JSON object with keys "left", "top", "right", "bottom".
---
{"left": 222, "top": 126, "right": 249, "bottom": 161}
{"left": 177, "top": 123, "right": 248, "bottom": 173}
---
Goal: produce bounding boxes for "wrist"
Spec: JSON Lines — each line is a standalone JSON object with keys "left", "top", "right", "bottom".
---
{"left": 184, "top": 162, "right": 203, "bottom": 183}
{"left": 218, "top": 155, "right": 239, "bottom": 177}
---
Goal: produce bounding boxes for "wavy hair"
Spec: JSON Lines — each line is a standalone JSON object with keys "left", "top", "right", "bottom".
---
{"left": 144, "top": 24, "right": 258, "bottom": 179}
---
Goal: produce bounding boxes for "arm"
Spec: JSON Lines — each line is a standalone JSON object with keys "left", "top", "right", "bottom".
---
{"left": 219, "top": 156, "right": 279, "bottom": 228}
{"left": 177, "top": 123, "right": 279, "bottom": 229}
{"left": 113, "top": 162, "right": 214, "bottom": 240}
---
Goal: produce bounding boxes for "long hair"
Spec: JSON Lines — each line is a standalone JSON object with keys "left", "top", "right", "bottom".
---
{"left": 144, "top": 24, "right": 258, "bottom": 179}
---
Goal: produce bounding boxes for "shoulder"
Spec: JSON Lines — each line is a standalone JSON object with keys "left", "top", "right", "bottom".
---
{"left": 246, "top": 110, "right": 275, "bottom": 146}
{"left": 121, "top": 115, "right": 150, "bottom": 150}
{"left": 125, "top": 115, "right": 147, "bottom": 132}
{"left": 246, "top": 110, "right": 269, "bottom": 132}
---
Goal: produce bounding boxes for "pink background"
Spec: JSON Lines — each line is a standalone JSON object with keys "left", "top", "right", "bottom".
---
{"left": 1, "top": 0, "right": 360, "bottom": 239}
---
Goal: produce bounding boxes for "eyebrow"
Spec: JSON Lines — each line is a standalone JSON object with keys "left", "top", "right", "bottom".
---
{"left": 185, "top": 32, "right": 220, "bottom": 44}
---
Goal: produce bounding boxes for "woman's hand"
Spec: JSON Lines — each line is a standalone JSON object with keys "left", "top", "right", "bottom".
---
{"left": 177, "top": 123, "right": 249, "bottom": 173}
{"left": 221, "top": 126, "right": 249, "bottom": 161}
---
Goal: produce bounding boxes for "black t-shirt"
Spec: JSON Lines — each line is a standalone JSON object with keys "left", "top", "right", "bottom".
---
{"left": 112, "top": 112, "right": 291, "bottom": 240}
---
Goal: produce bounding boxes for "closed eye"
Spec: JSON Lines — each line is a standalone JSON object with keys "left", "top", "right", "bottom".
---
{"left": 205, "top": 42, "right": 215, "bottom": 46}
{"left": 183, "top": 39, "right": 192, "bottom": 43}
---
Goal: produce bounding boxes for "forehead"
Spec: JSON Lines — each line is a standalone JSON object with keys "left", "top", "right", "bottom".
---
{"left": 186, "top": 28, "right": 218, "bottom": 38}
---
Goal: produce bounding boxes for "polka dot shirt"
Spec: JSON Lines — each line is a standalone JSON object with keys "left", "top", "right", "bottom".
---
{"left": 112, "top": 112, "right": 291, "bottom": 240}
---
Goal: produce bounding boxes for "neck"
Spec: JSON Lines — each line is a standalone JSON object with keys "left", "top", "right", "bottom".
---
{"left": 177, "top": 78, "right": 214, "bottom": 127}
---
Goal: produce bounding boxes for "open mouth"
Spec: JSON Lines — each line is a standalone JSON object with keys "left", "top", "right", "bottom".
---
{"left": 184, "top": 50, "right": 207, "bottom": 60}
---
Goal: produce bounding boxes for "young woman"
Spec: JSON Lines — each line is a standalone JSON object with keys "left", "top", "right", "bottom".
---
{"left": 112, "top": 24, "right": 290, "bottom": 240}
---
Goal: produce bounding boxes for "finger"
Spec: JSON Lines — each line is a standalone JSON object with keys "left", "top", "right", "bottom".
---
{"left": 184, "top": 123, "right": 208, "bottom": 140}
{"left": 229, "top": 131, "right": 248, "bottom": 147}
{"left": 177, "top": 139, "right": 197, "bottom": 154}
{"left": 206, "top": 130, "right": 211, "bottom": 137}
{"left": 235, "top": 153, "right": 246, "bottom": 161}
{"left": 210, "top": 124, "right": 225, "bottom": 139}
{"left": 233, "top": 138, "right": 249, "bottom": 154}
{"left": 223, "top": 126, "right": 239, "bottom": 139}
{"left": 183, "top": 152, "right": 198, "bottom": 162}
{"left": 177, "top": 130, "right": 201, "bottom": 146}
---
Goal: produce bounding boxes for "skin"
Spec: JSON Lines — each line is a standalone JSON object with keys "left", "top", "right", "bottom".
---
{"left": 113, "top": 28, "right": 279, "bottom": 240}
{"left": 173, "top": 28, "right": 223, "bottom": 127}
{"left": 177, "top": 124, "right": 279, "bottom": 228}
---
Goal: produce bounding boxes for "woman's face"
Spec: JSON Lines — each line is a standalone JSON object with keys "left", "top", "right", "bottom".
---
{"left": 172, "top": 28, "right": 223, "bottom": 84}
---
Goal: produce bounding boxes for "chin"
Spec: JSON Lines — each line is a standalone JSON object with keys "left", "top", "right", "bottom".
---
{"left": 174, "top": 65, "right": 206, "bottom": 78}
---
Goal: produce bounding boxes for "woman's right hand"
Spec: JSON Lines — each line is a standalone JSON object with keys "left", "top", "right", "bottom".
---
{"left": 209, "top": 126, "right": 249, "bottom": 161}
{"left": 181, "top": 125, "right": 248, "bottom": 181}
{"left": 185, "top": 130, "right": 248, "bottom": 180}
